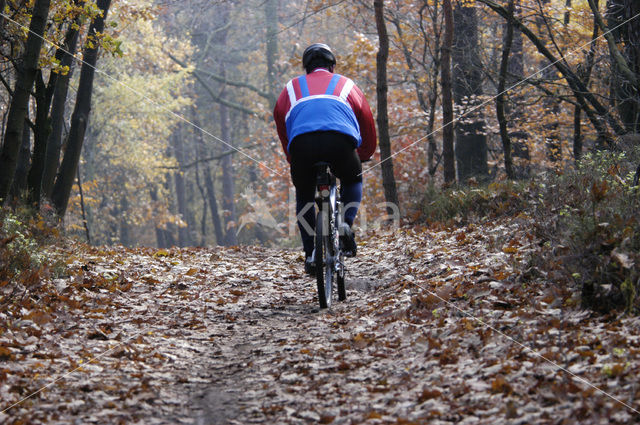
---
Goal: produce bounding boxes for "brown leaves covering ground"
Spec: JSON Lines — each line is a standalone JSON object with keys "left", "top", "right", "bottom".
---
{"left": 1, "top": 218, "right": 639, "bottom": 424}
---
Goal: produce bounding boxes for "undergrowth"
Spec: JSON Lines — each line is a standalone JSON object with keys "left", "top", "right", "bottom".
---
{"left": 534, "top": 149, "right": 640, "bottom": 314}
{"left": 418, "top": 147, "right": 640, "bottom": 315}
{"left": 0, "top": 207, "right": 65, "bottom": 304}
{"left": 419, "top": 179, "right": 532, "bottom": 226}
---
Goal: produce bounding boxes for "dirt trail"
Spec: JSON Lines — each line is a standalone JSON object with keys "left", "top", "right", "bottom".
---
{"left": 1, "top": 223, "right": 639, "bottom": 424}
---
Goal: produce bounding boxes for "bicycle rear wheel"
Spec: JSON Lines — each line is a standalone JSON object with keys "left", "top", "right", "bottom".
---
{"left": 315, "top": 210, "right": 333, "bottom": 309}
{"left": 337, "top": 255, "right": 346, "bottom": 301}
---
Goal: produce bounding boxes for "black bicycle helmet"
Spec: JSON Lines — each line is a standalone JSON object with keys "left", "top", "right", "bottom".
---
{"left": 302, "top": 43, "right": 336, "bottom": 72}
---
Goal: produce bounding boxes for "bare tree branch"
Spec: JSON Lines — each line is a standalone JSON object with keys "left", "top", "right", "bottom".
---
{"left": 166, "top": 51, "right": 260, "bottom": 116}
{"left": 158, "top": 144, "right": 258, "bottom": 170}
{"left": 478, "top": 0, "right": 626, "bottom": 137}
{"left": 193, "top": 66, "right": 272, "bottom": 100}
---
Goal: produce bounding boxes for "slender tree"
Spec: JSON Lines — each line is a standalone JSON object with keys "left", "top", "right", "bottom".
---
{"left": 535, "top": 0, "right": 563, "bottom": 162}
{"left": 10, "top": 121, "right": 31, "bottom": 197}
{"left": 204, "top": 165, "right": 224, "bottom": 245}
{"left": 265, "top": 0, "right": 278, "bottom": 109}
{"left": 26, "top": 70, "right": 50, "bottom": 204}
{"left": 0, "top": 0, "right": 51, "bottom": 201}
{"left": 508, "top": 0, "right": 529, "bottom": 176}
{"left": 573, "top": 0, "right": 599, "bottom": 159}
{"left": 51, "top": 0, "right": 112, "bottom": 216}
{"left": 374, "top": 0, "right": 399, "bottom": 211}
{"left": 497, "top": 0, "right": 515, "bottom": 179}
{"left": 441, "top": 0, "right": 456, "bottom": 184}
{"left": 220, "top": 85, "right": 238, "bottom": 246}
{"left": 453, "top": 1, "right": 488, "bottom": 181}
{"left": 388, "top": 2, "right": 442, "bottom": 177}
{"left": 171, "top": 129, "right": 193, "bottom": 247}
{"left": 41, "top": 4, "right": 82, "bottom": 199}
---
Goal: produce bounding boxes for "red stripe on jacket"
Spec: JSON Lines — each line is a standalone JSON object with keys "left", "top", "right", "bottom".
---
{"left": 273, "top": 69, "right": 377, "bottom": 163}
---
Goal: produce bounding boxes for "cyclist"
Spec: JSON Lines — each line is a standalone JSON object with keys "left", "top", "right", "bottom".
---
{"left": 273, "top": 43, "right": 377, "bottom": 275}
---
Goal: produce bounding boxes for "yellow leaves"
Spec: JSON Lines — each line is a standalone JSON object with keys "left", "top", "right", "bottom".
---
{"left": 502, "top": 245, "right": 518, "bottom": 254}
{"left": 153, "top": 249, "right": 170, "bottom": 258}
{"left": 502, "top": 238, "right": 522, "bottom": 254}
{"left": 602, "top": 363, "right": 628, "bottom": 378}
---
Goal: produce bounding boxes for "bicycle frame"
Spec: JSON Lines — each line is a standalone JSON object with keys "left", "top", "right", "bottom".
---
{"left": 314, "top": 163, "right": 346, "bottom": 308}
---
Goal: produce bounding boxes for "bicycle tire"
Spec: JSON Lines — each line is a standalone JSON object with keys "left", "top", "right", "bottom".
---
{"left": 315, "top": 210, "right": 331, "bottom": 309}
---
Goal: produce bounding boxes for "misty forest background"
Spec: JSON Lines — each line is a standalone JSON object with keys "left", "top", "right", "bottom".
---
{"left": 0, "top": 0, "right": 638, "bottom": 244}
{"left": 1, "top": 0, "right": 640, "bottom": 310}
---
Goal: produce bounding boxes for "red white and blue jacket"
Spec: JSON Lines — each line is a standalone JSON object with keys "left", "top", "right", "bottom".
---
{"left": 273, "top": 68, "right": 377, "bottom": 162}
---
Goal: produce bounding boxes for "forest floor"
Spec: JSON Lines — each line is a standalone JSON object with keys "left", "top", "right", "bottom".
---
{"left": 1, "top": 218, "right": 640, "bottom": 424}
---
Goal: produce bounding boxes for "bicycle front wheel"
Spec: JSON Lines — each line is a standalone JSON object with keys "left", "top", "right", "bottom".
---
{"left": 315, "top": 210, "right": 333, "bottom": 309}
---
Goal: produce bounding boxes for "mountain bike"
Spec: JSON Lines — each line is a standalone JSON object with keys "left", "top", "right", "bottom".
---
{"left": 313, "top": 162, "right": 346, "bottom": 309}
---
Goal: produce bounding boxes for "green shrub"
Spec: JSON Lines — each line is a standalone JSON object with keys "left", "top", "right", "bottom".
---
{"left": 0, "top": 207, "right": 62, "bottom": 294}
{"left": 418, "top": 180, "right": 531, "bottom": 225}
{"left": 532, "top": 148, "right": 640, "bottom": 314}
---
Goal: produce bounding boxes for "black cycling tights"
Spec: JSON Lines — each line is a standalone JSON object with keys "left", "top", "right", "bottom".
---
{"left": 289, "top": 131, "right": 363, "bottom": 257}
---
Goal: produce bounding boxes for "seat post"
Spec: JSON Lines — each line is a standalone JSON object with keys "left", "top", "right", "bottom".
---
{"left": 314, "top": 162, "right": 331, "bottom": 186}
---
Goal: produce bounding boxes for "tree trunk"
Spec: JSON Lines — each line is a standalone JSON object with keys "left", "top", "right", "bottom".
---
{"left": 26, "top": 71, "right": 51, "bottom": 204}
{"left": 220, "top": 97, "right": 237, "bottom": 246}
{"left": 204, "top": 165, "right": 224, "bottom": 246}
{"left": 265, "top": 0, "right": 278, "bottom": 109}
{"left": 77, "top": 167, "right": 91, "bottom": 244}
{"left": 42, "top": 8, "right": 82, "bottom": 199}
{"left": 507, "top": 0, "right": 530, "bottom": 177}
{"left": 10, "top": 120, "right": 31, "bottom": 199}
{"left": 149, "top": 187, "right": 170, "bottom": 248}
{"left": 574, "top": 0, "right": 600, "bottom": 159}
{"left": 497, "top": 0, "right": 515, "bottom": 179}
{"left": 171, "top": 129, "right": 192, "bottom": 247}
{"left": 119, "top": 195, "right": 131, "bottom": 247}
{"left": 51, "top": 0, "right": 111, "bottom": 217}
{"left": 389, "top": 6, "right": 441, "bottom": 177}
{"left": 625, "top": 0, "right": 640, "bottom": 132}
{"left": 29, "top": 5, "right": 82, "bottom": 205}
{"left": 0, "top": 0, "right": 51, "bottom": 201}
{"left": 194, "top": 143, "right": 207, "bottom": 246}
{"left": 453, "top": 2, "right": 488, "bottom": 181}
{"left": 441, "top": 0, "right": 456, "bottom": 184}
{"left": 374, "top": 0, "right": 399, "bottom": 211}
{"left": 191, "top": 108, "right": 224, "bottom": 245}
{"left": 535, "top": 0, "right": 563, "bottom": 162}
{"left": 605, "top": 0, "right": 640, "bottom": 132}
